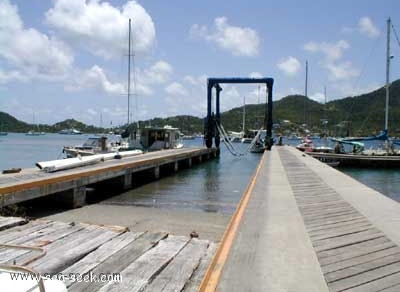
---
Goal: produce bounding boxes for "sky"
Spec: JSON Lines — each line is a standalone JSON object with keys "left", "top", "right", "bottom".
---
{"left": 1, "top": 0, "right": 400, "bottom": 127}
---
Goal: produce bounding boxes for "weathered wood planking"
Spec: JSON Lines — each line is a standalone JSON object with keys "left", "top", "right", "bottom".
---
{"left": 0, "top": 216, "right": 27, "bottom": 230}
{"left": 68, "top": 232, "right": 168, "bottom": 292}
{"left": 6, "top": 223, "right": 86, "bottom": 265}
{"left": 183, "top": 242, "right": 217, "bottom": 292}
{"left": 62, "top": 231, "right": 143, "bottom": 287}
{"left": 0, "top": 220, "right": 53, "bottom": 243}
{"left": 32, "top": 227, "right": 122, "bottom": 274}
{"left": 143, "top": 239, "right": 209, "bottom": 292}
{"left": 278, "top": 148, "right": 400, "bottom": 292}
{"left": 99, "top": 235, "right": 189, "bottom": 292}
{"left": 0, "top": 216, "right": 217, "bottom": 291}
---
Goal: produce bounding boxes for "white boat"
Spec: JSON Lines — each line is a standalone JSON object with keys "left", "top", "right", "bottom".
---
{"left": 59, "top": 128, "right": 82, "bottom": 135}
{"left": 229, "top": 131, "right": 244, "bottom": 142}
{"left": 140, "top": 125, "right": 184, "bottom": 151}
{"left": 63, "top": 135, "right": 127, "bottom": 158}
{"left": 26, "top": 113, "right": 45, "bottom": 136}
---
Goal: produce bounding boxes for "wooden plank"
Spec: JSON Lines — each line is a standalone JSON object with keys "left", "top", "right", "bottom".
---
{"left": 328, "top": 261, "right": 400, "bottom": 292}
{"left": 32, "top": 226, "right": 120, "bottom": 273}
{"left": 305, "top": 215, "right": 365, "bottom": 229}
{"left": 300, "top": 206, "right": 354, "bottom": 217}
{"left": 143, "top": 239, "right": 209, "bottom": 292}
{"left": 325, "top": 253, "right": 400, "bottom": 283}
{"left": 299, "top": 201, "right": 350, "bottom": 212}
{"left": 314, "top": 231, "right": 384, "bottom": 252}
{"left": 68, "top": 232, "right": 167, "bottom": 291}
{"left": 317, "top": 237, "right": 392, "bottom": 260}
{"left": 183, "top": 242, "right": 217, "bottom": 292}
{"left": 98, "top": 235, "right": 189, "bottom": 292}
{"left": 0, "top": 220, "right": 52, "bottom": 243}
{"left": 303, "top": 210, "right": 359, "bottom": 222}
{"left": 7, "top": 223, "right": 85, "bottom": 265}
{"left": 307, "top": 219, "right": 371, "bottom": 234}
{"left": 297, "top": 199, "right": 346, "bottom": 208}
{"left": 0, "top": 221, "right": 70, "bottom": 263}
{"left": 322, "top": 246, "right": 400, "bottom": 274}
{"left": 310, "top": 225, "right": 373, "bottom": 241}
{"left": 0, "top": 216, "right": 27, "bottom": 231}
{"left": 375, "top": 282, "right": 400, "bottom": 292}
{"left": 62, "top": 231, "right": 143, "bottom": 287}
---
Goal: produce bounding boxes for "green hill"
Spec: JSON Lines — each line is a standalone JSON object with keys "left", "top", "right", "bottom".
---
{"left": 1, "top": 79, "right": 400, "bottom": 136}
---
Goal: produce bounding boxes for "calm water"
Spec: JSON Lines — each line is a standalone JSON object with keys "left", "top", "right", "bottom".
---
{"left": 1, "top": 134, "right": 400, "bottom": 214}
{"left": 0, "top": 134, "right": 261, "bottom": 214}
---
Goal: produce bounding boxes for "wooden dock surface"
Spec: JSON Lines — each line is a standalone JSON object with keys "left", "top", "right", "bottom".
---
{"left": 0, "top": 147, "right": 217, "bottom": 207}
{"left": 206, "top": 146, "right": 400, "bottom": 291}
{"left": 0, "top": 215, "right": 215, "bottom": 291}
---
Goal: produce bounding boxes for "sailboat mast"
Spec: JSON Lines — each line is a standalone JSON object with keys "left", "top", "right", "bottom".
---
{"left": 242, "top": 96, "right": 246, "bottom": 133}
{"left": 127, "top": 18, "right": 132, "bottom": 126}
{"left": 385, "top": 17, "right": 391, "bottom": 132}
{"left": 304, "top": 60, "right": 308, "bottom": 126}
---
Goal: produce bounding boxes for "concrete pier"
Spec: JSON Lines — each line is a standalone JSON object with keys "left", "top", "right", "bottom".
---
{"left": 202, "top": 146, "right": 400, "bottom": 291}
{"left": 0, "top": 147, "right": 217, "bottom": 208}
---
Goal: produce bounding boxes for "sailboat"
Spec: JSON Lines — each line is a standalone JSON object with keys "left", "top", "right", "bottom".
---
{"left": 229, "top": 97, "right": 246, "bottom": 142}
{"left": 306, "top": 18, "right": 400, "bottom": 167}
{"left": 26, "top": 113, "right": 45, "bottom": 136}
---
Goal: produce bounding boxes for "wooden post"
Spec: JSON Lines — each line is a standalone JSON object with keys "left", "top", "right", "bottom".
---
{"left": 198, "top": 155, "right": 203, "bottom": 163}
{"left": 174, "top": 161, "right": 179, "bottom": 172}
{"left": 123, "top": 170, "right": 132, "bottom": 190}
{"left": 188, "top": 158, "right": 192, "bottom": 167}
{"left": 57, "top": 186, "right": 86, "bottom": 208}
{"left": 154, "top": 166, "right": 160, "bottom": 179}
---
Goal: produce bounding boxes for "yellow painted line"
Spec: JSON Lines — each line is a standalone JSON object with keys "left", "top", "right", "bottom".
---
{"left": 199, "top": 152, "right": 266, "bottom": 291}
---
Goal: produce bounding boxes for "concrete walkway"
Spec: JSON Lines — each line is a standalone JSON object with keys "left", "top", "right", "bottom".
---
{"left": 217, "top": 147, "right": 328, "bottom": 292}
{"left": 214, "top": 146, "right": 400, "bottom": 291}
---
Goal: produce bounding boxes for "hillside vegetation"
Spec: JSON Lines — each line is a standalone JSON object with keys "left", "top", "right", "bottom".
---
{"left": 1, "top": 79, "right": 400, "bottom": 136}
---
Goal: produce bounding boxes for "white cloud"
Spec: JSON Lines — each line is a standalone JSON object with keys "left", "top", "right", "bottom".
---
{"left": 134, "top": 60, "right": 174, "bottom": 96}
{"left": 332, "top": 82, "right": 380, "bottom": 97}
{"left": 142, "top": 61, "right": 173, "bottom": 84}
{"left": 249, "top": 72, "right": 263, "bottom": 78}
{"left": 165, "top": 82, "right": 188, "bottom": 96}
{"left": 325, "top": 61, "right": 360, "bottom": 81}
{"left": 303, "top": 40, "right": 359, "bottom": 81}
{"left": 277, "top": 56, "right": 301, "bottom": 76}
{"left": 0, "top": 0, "right": 73, "bottom": 81}
{"left": 46, "top": 0, "right": 156, "bottom": 59}
{"left": 190, "top": 17, "right": 260, "bottom": 57}
{"left": 87, "top": 108, "right": 97, "bottom": 116}
{"left": 67, "top": 65, "right": 124, "bottom": 95}
{"left": 66, "top": 60, "right": 173, "bottom": 97}
{"left": 0, "top": 69, "right": 27, "bottom": 84}
{"left": 358, "top": 17, "right": 380, "bottom": 38}
{"left": 309, "top": 92, "right": 325, "bottom": 103}
{"left": 304, "top": 40, "right": 349, "bottom": 61}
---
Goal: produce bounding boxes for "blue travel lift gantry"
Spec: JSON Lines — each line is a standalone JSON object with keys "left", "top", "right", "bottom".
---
{"left": 204, "top": 77, "right": 274, "bottom": 150}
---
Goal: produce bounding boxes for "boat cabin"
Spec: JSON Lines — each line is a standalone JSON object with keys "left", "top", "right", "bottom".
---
{"left": 140, "top": 126, "right": 183, "bottom": 151}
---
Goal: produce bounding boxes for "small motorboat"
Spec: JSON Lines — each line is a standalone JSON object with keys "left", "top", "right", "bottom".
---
{"left": 63, "top": 135, "right": 127, "bottom": 158}
{"left": 296, "top": 137, "right": 314, "bottom": 152}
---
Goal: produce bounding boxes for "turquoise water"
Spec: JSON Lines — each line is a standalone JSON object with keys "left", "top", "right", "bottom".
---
{"left": 2, "top": 134, "right": 399, "bottom": 214}
{"left": 0, "top": 134, "right": 261, "bottom": 214}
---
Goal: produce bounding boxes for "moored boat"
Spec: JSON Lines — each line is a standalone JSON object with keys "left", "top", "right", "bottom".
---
{"left": 59, "top": 128, "right": 82, "bottom": 135}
